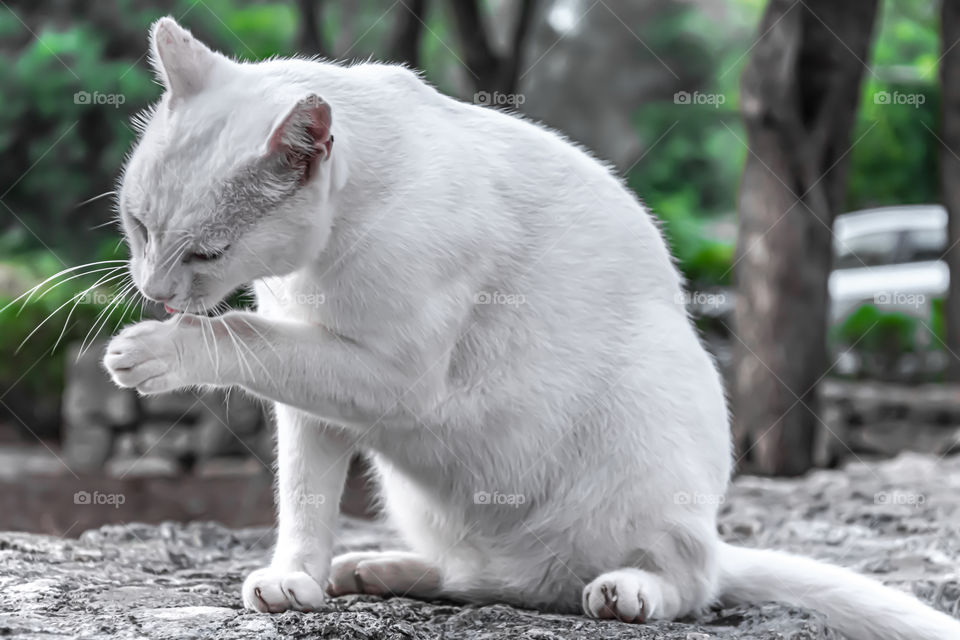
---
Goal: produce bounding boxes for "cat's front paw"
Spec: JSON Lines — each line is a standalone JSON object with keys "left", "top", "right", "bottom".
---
{"left": 103, "top": 319, "right": 196, "bottom": 394}
{"left": 583, "top": 569, "right": 663, "bottom": 623}
{"left": 242, "top": 567, "right": 326, "bottom": 613}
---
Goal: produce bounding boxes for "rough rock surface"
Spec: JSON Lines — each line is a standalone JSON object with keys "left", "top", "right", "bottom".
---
{"left": 4, "top": 453, "right": 960, "bottom": 639}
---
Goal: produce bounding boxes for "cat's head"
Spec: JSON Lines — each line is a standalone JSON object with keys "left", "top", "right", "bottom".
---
{"left": 118, "top": 18, "right": 339, "bottom": 313}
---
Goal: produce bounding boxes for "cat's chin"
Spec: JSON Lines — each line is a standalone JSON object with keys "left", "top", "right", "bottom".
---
{"left": 163, "top": 290, "right": 238, "bottom": 316}
{"left": 160, "top": 303, "right": 215, "bottom": 317}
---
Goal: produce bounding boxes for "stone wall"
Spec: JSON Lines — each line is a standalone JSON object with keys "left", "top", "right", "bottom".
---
{"left": 818, "top": 380, "right": 960, "bottom": 466}
{"left": 61, "top": 342, "right": 960, "bottom": 481}
{"left": 57, "top": 339, "right": 376, "bottom": 524}
{"left": 62, "top": 340, "right": 273, "bottom": 478}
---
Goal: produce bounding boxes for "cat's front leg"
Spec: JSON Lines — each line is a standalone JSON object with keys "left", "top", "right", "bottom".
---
{"left": 106, "top": 309, "right": 442, "bottom": 429}
{"left": 104, "top": 313, "right": 277, "bottom": 394}
{"left": 105, "top": 318, "right": 356, "bottom": 613}
{"left": 243, "top": 405, "right": 353, "bottom": 613}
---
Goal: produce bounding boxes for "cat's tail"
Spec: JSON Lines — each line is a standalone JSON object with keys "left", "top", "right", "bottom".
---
{"left": 716, "top": 541, "right": 960, "bottom": 640}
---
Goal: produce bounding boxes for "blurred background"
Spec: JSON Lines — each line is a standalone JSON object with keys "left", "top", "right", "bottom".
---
{"left": 0, "top": 0, "right": 955, "bottom": 535}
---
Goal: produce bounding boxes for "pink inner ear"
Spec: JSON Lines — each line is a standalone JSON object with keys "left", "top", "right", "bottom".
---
{"left": 267, "top": 101, "right": 333, "bottom": 183}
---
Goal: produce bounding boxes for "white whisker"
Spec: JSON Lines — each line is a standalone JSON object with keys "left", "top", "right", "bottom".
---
{"left": 78, "top": 280, "right": 137, "bottom": 356}
{"left": 163, "top": 245, "right": 191, "bottom": 275}
{"left": 197, "top": 303, "right": 220, "bottom": 376}
{"left": 53, "top": 273, "right": 132, "bottom": 354}
{"left": 75, "top": 190, "right": 117, "bottom": 209}
{"left": 237, "top": 315, "right": 281, "bottom": 364}
{"left": 221, "top": 314, "right": 263, "bottom": 380}
{"left": 26, "top": 265, "right": 128, "bottom": 312}
{"left": 17, "top": 270, "right": 130, "bottom": 354}
{"left": 112, "top": 280, "right": 140, "bottom": 333}
{"left": 159, "top": 238, "right": 191, "bottom": 275}
{"left": 2, "top": 260, "right": 129, "bottom": 315}
{"left": 88, "top": 219, "right": 121, "bottom": 231}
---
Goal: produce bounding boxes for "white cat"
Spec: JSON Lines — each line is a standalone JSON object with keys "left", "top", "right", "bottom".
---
{"left": 103, "top": 18, "right": 960, "bottom": 640}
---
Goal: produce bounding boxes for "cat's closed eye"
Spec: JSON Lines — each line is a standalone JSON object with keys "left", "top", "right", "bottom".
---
{"left": 130, "top": 215, "right": 148, "bottom": 243}
{"left": 186, "top": 244, "right": 231, "bottom": 263}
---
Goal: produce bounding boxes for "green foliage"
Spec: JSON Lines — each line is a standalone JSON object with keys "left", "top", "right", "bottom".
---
{"left": 848, "top": 1, "right": 940, "bottom": 209}
{"left": 0, "top": 0, "right": 952, "bottom": 410}
{"left": 623, "top": 0, "right": 761, "bottom": 287}
{"left": 847, "top": 79, "right": 939, "bottom": 210}
{"left": 634, "top": 0, "right": 946, "bottom": 288}
{"left": 639, "top": 187, "right": 735, "bottom": 286}
{"left": 0, "top": 256, "right": 138, "bottom": 405}
{"left": 930, "top": 297, "right": 946, "bottom": 346}
{"left": 0, "top": 1, "right": 311, "bottom": 264}
{"left": 0, "top": 16, "right": 150, "bottom": 256}
{"left": 833, "top": 304, "right": 920, "bottom": 355}
{"left": 831, "top": 298, "right": 952, "bottom": 381}
{"left": 216, "top": 3, "right": 298, "bottom": 59}
{"left": 871, "top": 1, "right": 939, "bottom": 70}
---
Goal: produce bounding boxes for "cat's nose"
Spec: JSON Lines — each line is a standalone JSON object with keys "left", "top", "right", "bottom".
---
{"left": 141, "top": 286, "right": 174, "bottom": 304}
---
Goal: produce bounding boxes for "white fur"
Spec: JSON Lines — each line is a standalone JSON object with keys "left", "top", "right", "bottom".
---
{"left": 103, "top": 18, "right": 960, "bottom": 640}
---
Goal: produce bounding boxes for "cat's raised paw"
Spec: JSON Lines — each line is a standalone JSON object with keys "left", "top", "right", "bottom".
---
{"left": 242, "top": 567, "right": 326, "bottom": 613}
{"left": 103, "top": 320, "right": 190, "bottom": 394}
{"left": 582, "top": 569, "right": 662, "bottom": 623}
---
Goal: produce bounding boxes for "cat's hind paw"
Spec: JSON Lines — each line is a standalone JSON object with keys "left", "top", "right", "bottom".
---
{"left": 327, "top": 550, "right": 441, "bottom": 599}
{"left": 242, "top": 567, "right": 326, "bottom": 613}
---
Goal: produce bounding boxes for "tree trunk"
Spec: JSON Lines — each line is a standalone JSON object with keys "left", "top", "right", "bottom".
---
{"left": 448, "top": 0, "right": 535, "bottom": 96}
{"left": 296, "top": 0, "right": 328, "bottom": 57}
{"left": 733, "top": 0, "right": 878, "bottom": 475}
{"left": 941, "top": 0, "right": 960, "bottom": 381}
{"left": 388, "top": 0, "right": 427, "bottom": 69}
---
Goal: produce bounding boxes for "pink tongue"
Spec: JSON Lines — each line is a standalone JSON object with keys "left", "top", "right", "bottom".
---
{"left": 164, "top": 304, "right": 179, "bottom": 314}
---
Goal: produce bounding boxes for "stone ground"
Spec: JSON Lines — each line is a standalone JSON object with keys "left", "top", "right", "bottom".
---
{"left": 4, "top": 453, "right": 960, "bottom": 639}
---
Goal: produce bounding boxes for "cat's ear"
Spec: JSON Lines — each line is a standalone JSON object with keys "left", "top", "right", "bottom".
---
{"left": 265, "top": 95, "right": 334, "bottom": 185}
{"left": 149, "top": 17, "right": 220, "bottom": 102}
